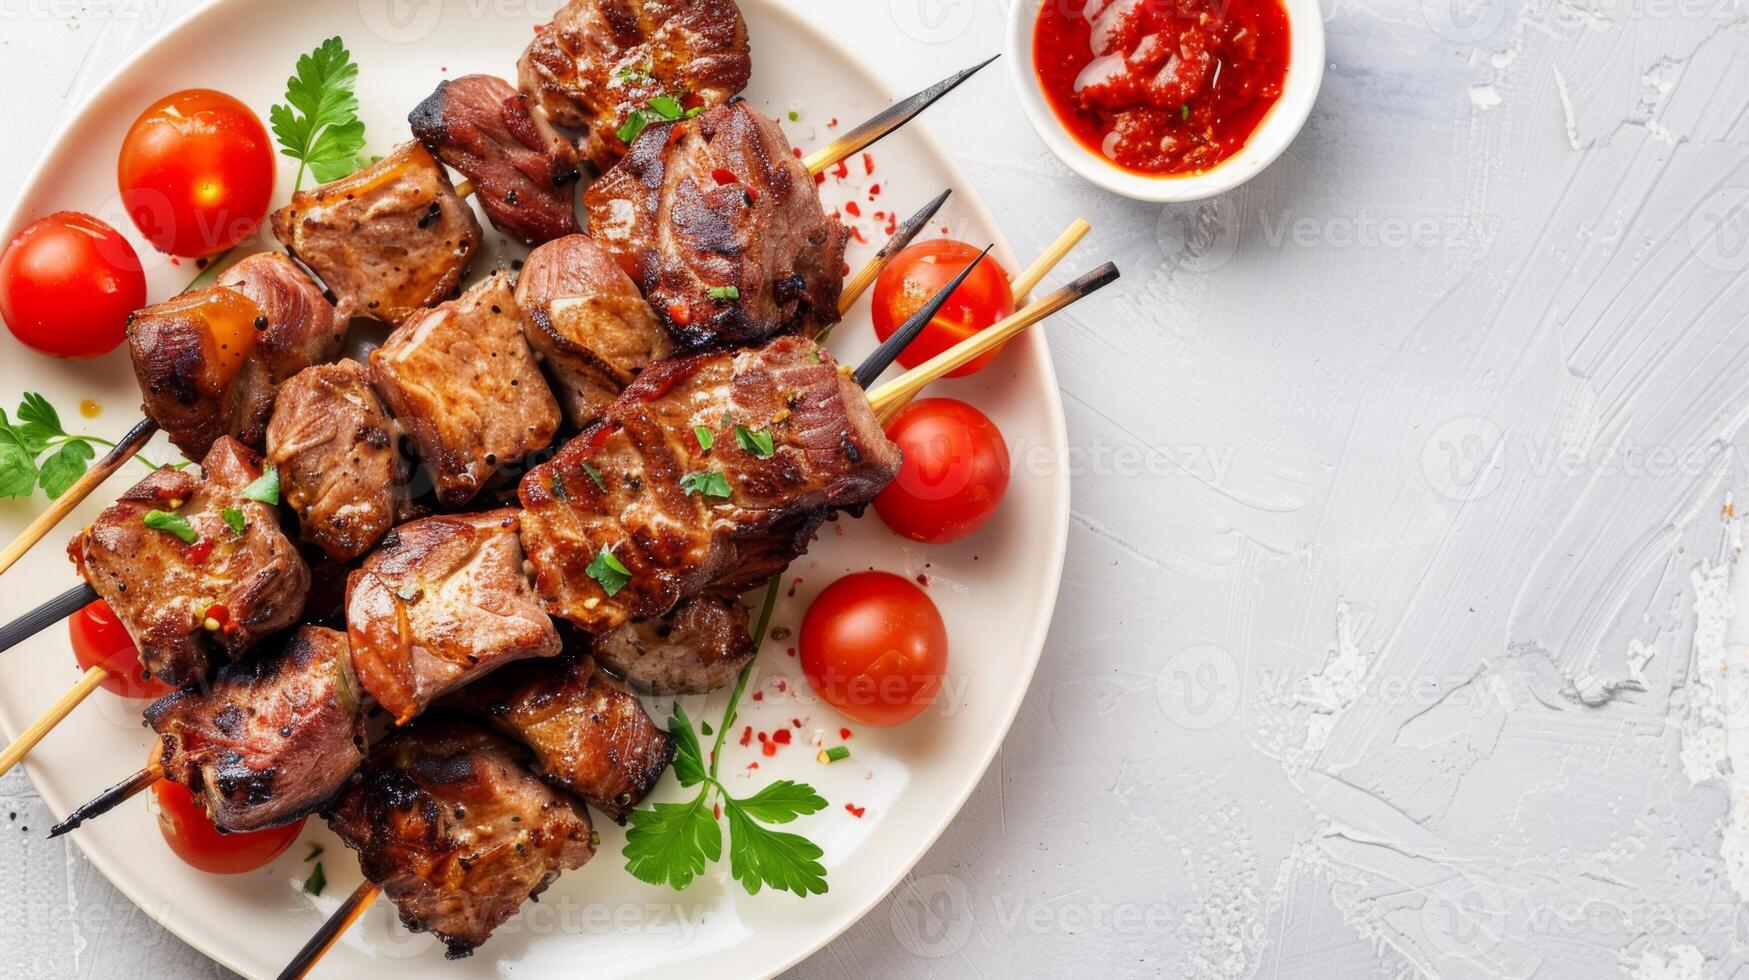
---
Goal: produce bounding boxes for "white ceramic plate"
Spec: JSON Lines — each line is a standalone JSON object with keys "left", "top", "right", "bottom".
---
{"left": 0, "top": 1, "right": 1068, "bottom": 977}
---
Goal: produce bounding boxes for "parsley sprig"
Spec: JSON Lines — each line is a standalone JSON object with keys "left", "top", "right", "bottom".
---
{"left": 268, "top": 37, "right": 367, "bottom": 191}
{"left": 0, "top": 393, "right": 173, "bottom": 501}
{"left": 623, "top": 581, "right": 829, "bottom": 897}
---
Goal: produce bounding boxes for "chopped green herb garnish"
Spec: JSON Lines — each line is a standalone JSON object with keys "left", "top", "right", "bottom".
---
{"left": 581, "top": 461, "right": 606, "bottom": 490}
{"left": 304, "top": 843, "right": 324, "bottom": 861}
{"left": 788, "top": 109, "right": 800, "bottom": 122}
{"left": 684, "top": 106, "right": 705, "bottom": 118}
{"left": 700, "top": 721, "right": 713, "bottom": 736}
{"left": 303, "top": 862, "right": 326, "bottom": 896}
{"left": 680, "top": 470, "right": 732, "bottom": 498}
{"left": 144, "top": 510, "right": 198, "bottom": 544}
{"left": 735, "top": 426, "right": 774, "bottom": 458}
{"left": 707, "top": 286, "right": 741, "bottom": 301}
{"left": 817, "top": 745, "right": 850, "bottom": 764}
{"left": 221, "top": 507, "right": 246, "bottom": 534}
{"left": 241, "top": 464, "right": 280, "bottom": 505}
{"left": 586, "top": 548, "right": 632, "bottom": 596}
{"left": 647, "top": 95, "right": 684, "bottom": 120}
{"left": 618, "top": 94, "right": 686, "bottom": 144}
{"left": 693, "top": 426, "right": 715, "bottom": 451}
{"left": 1180, "top": 104, "right": 1191, "bottom": 121}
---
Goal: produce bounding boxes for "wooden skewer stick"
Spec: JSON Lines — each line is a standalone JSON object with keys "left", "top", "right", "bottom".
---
{"left": 835, "top": 188, "right": 953, "bottom": 319}
{"left": 0, "top": 419, "right": 157, "bottom": 578}
{"left": 802, "top": 56, "right": 998, "bottom": 177}
{"left": 0, "top": 666, "right": 108, "bottom": 778}
{"left": 867, "top": 260, "right": 1119, "bottom": 424}
{"left": 278, "top": 880, "right": 382, "bottom": 980}
{"left": 48, "top": 760, "right": 162, "bottom": 837}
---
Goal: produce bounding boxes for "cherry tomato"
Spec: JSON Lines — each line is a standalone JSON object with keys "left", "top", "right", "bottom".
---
{"left": 872, "top": 239, "right": 1015, "bottom": 378}
{"left": 118, "top": 89, "right": 274, "bottom": 257}
{"left": 800, "top": 572, "right": 948, "bottom": 726}
{"left": 68, "top": 599, "right": 173, "bottom": 699}
{"left": 152, "top": 776, "right": 304, "bottom": 874}
{"left": 874, "top": 398, "right": 1010, "bottom": 544}
{"left": 0, "top": 211, "right": 145, "bottom": 358}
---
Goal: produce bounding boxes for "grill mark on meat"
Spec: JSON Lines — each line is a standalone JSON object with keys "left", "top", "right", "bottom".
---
{"left": 68, "top": 438, "right": 310, "bottom": 685}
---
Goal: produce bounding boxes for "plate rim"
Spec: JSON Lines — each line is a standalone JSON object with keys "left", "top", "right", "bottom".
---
{"left": 0, "top": 2, "right": 1072, "bottom": 976}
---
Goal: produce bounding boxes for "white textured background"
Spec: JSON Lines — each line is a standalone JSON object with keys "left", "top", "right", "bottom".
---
{"left": 6, "top": 0, "right": 1749, "bottom": 977}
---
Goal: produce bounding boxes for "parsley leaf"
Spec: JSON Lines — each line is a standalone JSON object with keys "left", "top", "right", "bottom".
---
{"left": 647, "top": 95, "right": 684, "bottom": 120}
{"left": 0, "top": 442, "right": 36, "bottom": 498}
{"left": 303, "top": 862, "right": 326, "bottom": 896}
{"left": 680, "top": 470, "right": 731, "bottom": 498}
{"left": 734, "top": 426, "right": 774, "bottom": 458}
{"left": 144, "top": 510, "right": 198, "bottom": 544}
{"left": 221, "top": 507, "right": 247, "bottom": 534}
{"left": 586, "top": 547, "right": 632, "bottom": 596}
{"left": 0, "top": 393, "right": 175, "bottom": 501}
{"left": 708, "top": 286, "right": 740, "bottom": 301}
{"left": 17, "top": 392, "right": 59, "bottom": 432}
{"left": 693, "top": 426, "right": 714, "bottom": 451}
{"left": 268, "top": 37, "right": 367, "bottom": 191}
{"left": 37, "top": 441, "right": 94, "bottom": 499}
{"left": 617, "top": 94, "right": 686, "bottom": 145}
{"left": 241, "top": 464, "right": 280, "bottom": 505}
{"left": 581, "top": 461, "right": 606, "bottom": 490}
{"left": 621, "top": 579, "right": 830, "bottom": 898}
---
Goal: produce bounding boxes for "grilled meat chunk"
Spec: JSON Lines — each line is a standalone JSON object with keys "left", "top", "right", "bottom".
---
{"left": 515, "top": 234, "right": 672, "bottom": 425}
{"left": 324, "top": 716, "right": 595, "bottom": 959}
{"left": 370, "top": 274, "right": 562, "bottom": 507}
{"left": 347, "top": 510, "right": 561, "bottom": 725}
{"left": 518, "top": 335, "right": 900, "bottom": 633}
{"left": 68, "top": 437, "right": 310, "bottom": 685}
{"left": 410, "top": 74, "right": 582, "bottom": 246}
{"left": 265, "top": 360, "right": 406, "bottom": 561}
{"left": 585, "top": 99, "right": 848, "bottom": 349}
{"left": 144, "top": 627, "right": 366, "bottom": 832}
{"left": 129, "top": 254, "right": 343, "bottom": 460}
{"left": 270, "top": 142, "right": 481, "bottom": 325}
{"left": 593, "top": 593, "right": 753, "bottom": 693}
{"left": 518, "top": 0, "right": 750, "bottom": 170}
{"left": 463, "top": 655, "right": 673, "bottom": 821}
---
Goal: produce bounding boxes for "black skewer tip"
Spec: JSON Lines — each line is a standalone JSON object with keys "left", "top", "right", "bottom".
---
{"left": 854, "top": 243, "right": 994, "bottom": 389}
{"left": 827, "top": 55, "right": 1001, "bottom": 163}
{"left": 0, "top": 581, "right": 98, "bottom": 656}
{"left": 48, "top": 765, "right": 159, "bottom": 838}
{"left": 880, "top": 188, "right": 953, "bottom": 259}
{"left": 1065, "top": 261, "right": 1121, "bottom": 296}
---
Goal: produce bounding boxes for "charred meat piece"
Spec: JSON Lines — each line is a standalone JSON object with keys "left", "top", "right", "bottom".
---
{"left": 518, "top": 0, "right": 750, "bottom": 170}
{"left": 346, "top": 510, "right": 561, "bottom": 725}
{"left": 144, "top": 626, "right": 366, "bottom": 832}
{"left": 370, "top": 274, "right": 562, "bottom": 508}
{"left": 585, "top": 99, "right": 848, "bottom": 349}
{"left": 68, "top": 437, "right": 310, "bottom": 685}
{"left": 518, "top": 335, "right": 900, "bottom": 633}
{"left": 410, "top": 74, "right": 582, "bottom": 246}
{"left": 593, "top": 593, "right": 753, "bottom": 693}
{"left": 463, "top": 655, "right": 673, "bottom": 821}
{"left": 515, "top": 234, "right": 672, "bottom": 426}
{"left": 270, "top": 142, "right": 481, "bottom": 325}
{"left": 324, "top": 715, "right": 595, "bottom": 959}
{"left": 129, "top": 254, "right": 343, "bottom": 460}
{"left": 265, "top": 360, "right": 406, "bottom": 561}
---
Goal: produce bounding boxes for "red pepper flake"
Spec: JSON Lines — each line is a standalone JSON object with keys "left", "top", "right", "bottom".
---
{"left": 183, "top": 539, "right": 215, "bottom": 564}
{"left": 845, "top": 803, "right": 866, "bottom": 818}
{"left": 739, "top": 726, "right": 752, "bottom": 747}
{"left": 762, "top": 740, "right": 777, "bottom": 757}
{"left": 772, "top": 728, "right": 792, "bottom": 745}
{"left": 203, "top": 602, "right": 229, "bottom": 625}
{"left": 666, "top": 302, "right": 693, "bottom": 326}
{"left": 775, "top": 679, "right": 787, "bottom": 692}
{"left": 169, "top": 257, "right": 181, "bottom": 266}
{"left": 713, "top": 803, "right": 722, "bottom": 819}
{"left": 786, "top": 646, "right": 796, "bottom": 658}
{"left": 832, "top": 159, "right": 849, "bottom": 179}
{"left": 862, "top": 152, "right": 875, "bottom": 175}
{"left": 814, "top": 172, "right": 826, "bottom": 186}
{"left": 791, "top": 718, "right": 803, "bottom": 728}
{"left": 757, "top": 731, "right": 768, "bottom": 743}
{"left": 885, "top": 214, "right": 898, "bottom": 235}
{"left": 792, "top": 146, "right": 802, "bottom": 158}
{"left": 747, "top": 761, "right": 760, "bottom": 770}
{"left": 788, "top": 577, "right": 802, "bottom": 597}
{"left": 828, "top": 117, "right": 839, "bottom": 129}
{"left": 869, "top": 183, "right": 881, "bottom": 198}
{"left": 743, "top": 185, "right": 759, "bottom": 203}
{"left": 849, "top": 227, "right": 868, "bottom": 245}
{"left": 712, "top": 167, "right": 738, "bottom": 185}
{"left": 840, "top": 728, "right": 852, "bottom": 740}
{"left": 751, "top": 690, "right": 764, "bottom": 701}
{"left": 844, "top": 201, "right": 862, "bottom": 218}
{"left": 917, "top": 573, "right": 930, "bottom": 587}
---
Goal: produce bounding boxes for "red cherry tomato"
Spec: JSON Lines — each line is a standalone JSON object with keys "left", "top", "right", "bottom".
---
{"left": 872, "top": 239, "right": 1015, "bottom": 378}
{"left": 68, "top": 599, "right": 173, "bottom": 699}
{"left": 118, "top": 89, "right": 274, "bottom": 257}
{"left": 874, "top": 398, "right": 1010, "bottom": 544}
{"left": 0, "top": 211, "right": 145, "bottom": 358}
{"left": 800, "top": 572, "right": 948, "bottom": 726}
{"left": 152, "top": 776, "right": 304, "bottom": 874}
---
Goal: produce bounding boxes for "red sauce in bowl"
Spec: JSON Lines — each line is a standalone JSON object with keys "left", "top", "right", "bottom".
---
{"left": 1033, "top": 0, "right": 1291, "bottom": 176}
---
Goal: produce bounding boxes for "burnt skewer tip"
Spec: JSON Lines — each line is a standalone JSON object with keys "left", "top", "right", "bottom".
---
{"left": 803, "top": 55, "right": 1000, "bottom": 174}
{"left": 1066, "top": 261, "right": 1121, "bottom": 296}
{"left": 881, "top": 188, "right": 953, "bottom": 259}
{"left": 48, "top": 764, "right": 159, "bottom": 838}
{"left": 0, "top": 581, "right": 98, "bottom": 656}
{"left": 853, "top": 244, "right": 994, "bottom": 389}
